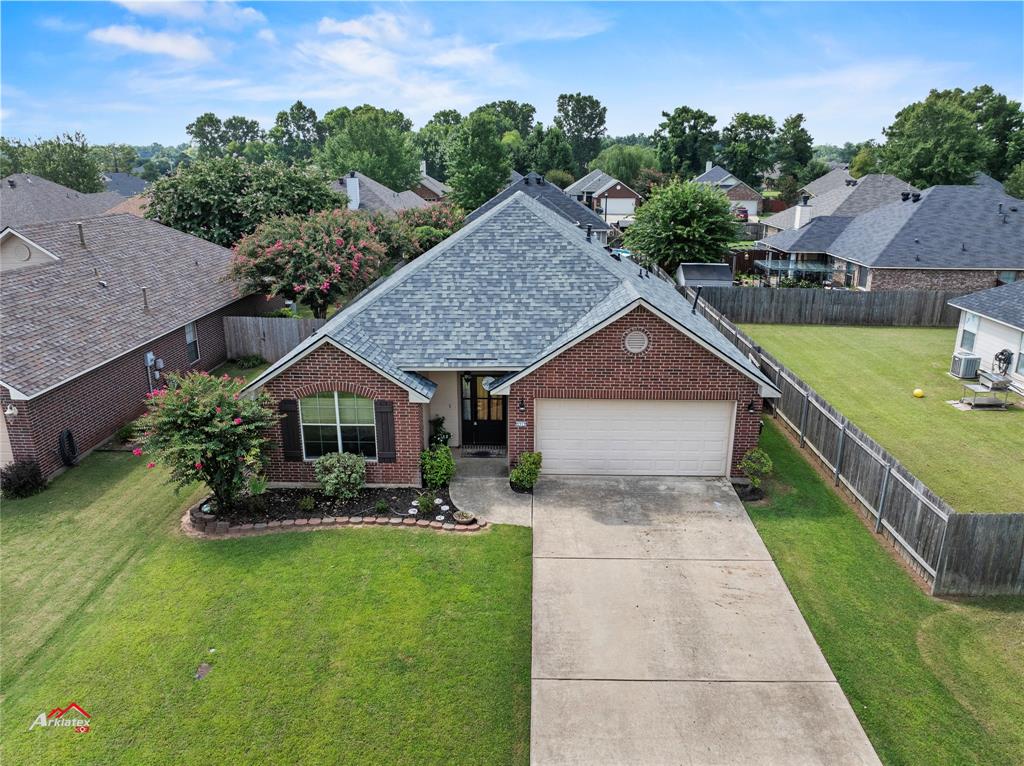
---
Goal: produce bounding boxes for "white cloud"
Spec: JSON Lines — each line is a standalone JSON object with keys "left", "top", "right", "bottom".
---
{"left": 114, "top": 1, "right": 266, "bottom": 26}
{"left": 429, "top": 45, "right": 497, "bottom": 69}
{"left": 114, "top": 1, "right": 205, "bottom": 20}
{"left": 88, "top": 25, "right": 214, "bottom": 63}
{"left": 38, "top": 16, "right": 87, "bottom": 33}
{"left": 317, "top": 11, "right": 424, "bottom": 44}
{"left": 256, "top": 28, "right": 278, "bottom": 44}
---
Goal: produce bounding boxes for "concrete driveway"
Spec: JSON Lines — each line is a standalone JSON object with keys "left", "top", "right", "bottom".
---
{"left": 531, "top": 476, "right": 879, "bottom": 766}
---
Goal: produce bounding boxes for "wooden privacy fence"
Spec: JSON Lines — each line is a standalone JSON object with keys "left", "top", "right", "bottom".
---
{"left": 224, "top": 316, "right": 325, "bottom": 363}
{"left": 683, "top": 287, "right": 1024, "bottom": 596}
{"left": 697, "top": 286, "right": 967, "bottom": 326}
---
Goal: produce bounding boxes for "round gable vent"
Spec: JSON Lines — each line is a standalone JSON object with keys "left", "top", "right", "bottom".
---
{"left": 624, "top": 330, "right": 649, "bottom": 354}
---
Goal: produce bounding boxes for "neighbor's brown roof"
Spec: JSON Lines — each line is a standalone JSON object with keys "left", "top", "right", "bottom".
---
{"left": 1, "top": 173, "right": 124, "bottom": 229}
{"left": 1, "top": 214, "right": 250, "bottom": 398}
{"left": 104, "top": 192, "right": 151, "bottom": 218}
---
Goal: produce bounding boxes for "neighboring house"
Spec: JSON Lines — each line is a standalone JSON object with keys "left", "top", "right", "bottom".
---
{"left": 762, "top": 174, "right": 917, "bottom": 234}
{"left": 507, "top": 170, "right": 525, "bottom": 186}
{"left": 329, "top": 171, "right": 429, "bottom": 216}
{"left": 757, "top": 185, "right": 1024, "bottom": 290}
{"left": 466, "top": 172, "right": 613, "bottom": 245}
{"left": 949, "top": 280, "right": 1024, "bottom": 393}
{"left": 1, "top": 174, "right": 123, "bottom": 229}
{"left": 972, "top": 171, "right": 1005, "bottom": 192}
{"left": 0, "top": 214, "right": 282, "bottom": 477}
{"left": 103, "top": 193, "right": 151, "bottom": 218}
{"left": 675, "top": 263, "right": 734, "bottom": 288}
{"left": 411, "top": 161, "right": 451, "bottom": 202}
{"left": 801, "top": 165, "right": 852, "bottom": 198}
{"left": 241, "top": 192, "right": 779, "bottom": 486}
{"left": 692, "top": 162, "right": 764, "bottom": 218}
{"left": 102, "top": 172, "right": 149, "bottom": 198}
{"left": 564, "top": 169, "right": 643, "bottom": 225}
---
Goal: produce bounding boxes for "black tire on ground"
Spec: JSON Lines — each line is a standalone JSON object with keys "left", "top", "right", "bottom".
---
{"left": 58, "top": 429, "right": 79, "bottom": 467}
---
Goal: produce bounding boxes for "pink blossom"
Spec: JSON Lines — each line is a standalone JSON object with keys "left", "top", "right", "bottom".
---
{"left": 195, "top": 461, "right": 203, "bottom": 470}
{"left": 233, "top": 417, "right": 243, "bottom": 425}
{"left": 215, "top": 406, "right": 222, "bottom": 413}
{"left": 147, "top": 462, "right": 156, "bottom": 469}
{"left": 132, "top": 447, "right": 143, "bottom": 456}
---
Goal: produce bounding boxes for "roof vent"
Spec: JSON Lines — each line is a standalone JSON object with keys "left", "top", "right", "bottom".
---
{"left": 524, "top": 176, "right": 530, "bottom": 185}
{"left": 624, "top": 330, "right": 649, "bottom": 355}
{"left": 961, "top": 242, "right": 967, "bottom": 251}
{"left": 349, "top": 170, "right": 356, "bottom": 178}
{"left": 538, "top": 175, "right": 545, "bottom": 185}
{"left": 98, "top": 280, "right": 108, "bottom": 288}
{"left": 77, "top": 222, "right": 86, "bottom": 247}
{"left": 586, "top": 224, "right": 593, "bottom": 242}
{"left": 911, "top": 192, "right": 921, "bottom": 203}
{"left": 901, "top": 191, "right": 911, "bottom": 202}
{"left": 998, "top": 203, "right": 1003, "bottom": 213}
{"left": 6, "top": 179, "right": 14, "bottom": 188}
{"left": 800, "top": 194, "right": 810, "bottom": 206}
{"left": 142, "top": 286, "right": 150, "bottom": 312}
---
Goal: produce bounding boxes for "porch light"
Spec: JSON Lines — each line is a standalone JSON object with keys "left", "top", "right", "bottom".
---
{"left": 4, "top": 403, "right": 17, "bottom": 418}
{"left": 517, "top": 398, "right": 526, "bottom": 413}
{"left": 746, "top": 401, "right": 757, "bottom": 413}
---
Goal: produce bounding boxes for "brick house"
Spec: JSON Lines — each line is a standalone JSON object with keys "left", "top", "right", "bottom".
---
{"left": 692, "top": 163, "right": 764, "bottom": 219}
{"left": 758, "top": 184, "right": 1024, "bottom": 290}
{"left": 411, "top": 161, "right": 451, "bottom": 202}
{"left": 243, "top": 192, "right": 779, "bottom": 486}
{"left": 0, "top": 214, "right": 281, "bottom": 477}
{"left": 564, "top": 169, "right": 642, "bottom": 226}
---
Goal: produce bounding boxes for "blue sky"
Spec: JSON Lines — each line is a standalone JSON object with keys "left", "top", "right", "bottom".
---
{"left": 2, "top": 1, "right": 1021, "bottom": 146}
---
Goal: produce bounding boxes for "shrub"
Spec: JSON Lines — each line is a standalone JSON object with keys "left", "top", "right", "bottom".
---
{"left": 136, "top": 371, "right": 277, "bottom": 514}
{"left": 510, "top": 451, "right": 542, "bottom": 491}
{"left": 429, "top": 416, "right": 452, "bottom": 447}
{"left": 297, "top": 494, "right": 316, "bottom": 514}
{"left": 420, "top": 445, "right": 455, "bottom": 490}
{"left": 739, "top": 447, "right": 774, "bottom": 489}
{"left": 314, "top": 451, "right": 366, "bottom": 500}
{"left": 416, "top": 492, "right": 436, "bottom": 514}
{"left": 0, "top": 459, "right": 46, "bottom": 499}
{"left": 266, "top": 307, "right": 299, "bottom": 318}
{"left": 545, "top": 169, "right": 575, "bottom": 189}
{"left": 233, "top": 354, "right": 267, "bottom": 369}
{"left": 115, "top": 420, "right": 139, "bottom": 444}
{"left": 413, "top": 225, "right": 446, "bottom": 252}
{"left": 375, "top": 498, "right": 390, "bottom": 515}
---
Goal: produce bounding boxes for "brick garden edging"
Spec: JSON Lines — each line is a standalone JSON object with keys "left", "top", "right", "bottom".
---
{"left": 185, "top": 497, "right": 487, "bottom": 539}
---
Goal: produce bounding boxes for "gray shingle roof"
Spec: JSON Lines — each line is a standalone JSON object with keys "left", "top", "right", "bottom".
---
{"left": 677, "top": 263, "right": 734, "bottom": 285}
{"left": 102, "top": 172, "right": 149, "bottom": 197}
{"left": 417, "top": 171, "right": 451, "bottom": 197}
{"left": 692, "top": 165, "right": 736, "bottom": 186}
{"left": 948, "top": 279, "right": 1024, "bottom": 330}
{"left": 801, "top": 166, "right": 852, "bottom": 197}
{"left": 247, "top": 192, "right": 778, "bottom": 400}
{"left": 564, "top": 169, "right": 615, "bottom": 195}
{"left": 465, "top": 172, "right": 611, "bottom": 232}
{"left": 972, "top": 171, "right": 1005, "bottom": 192}
{"left": 508, "top": 170, "right": 525, "bottom": 186}
{"left": 763, "top": 174, "right": 917, "bottom": 230}
{"left": 1, "top": 214, "right": 246, "bottom": 398}
{"left": 828, "top": 185, "right": 1024, "bottom": 269}
{"left": 329, "top": 172, "right": 428, "bottom": 216}
{"left": 758, "top": 215, "right": 853, "bottom": 254}
{"left": 1, "top": 174, "right": 125, "bottom": 229}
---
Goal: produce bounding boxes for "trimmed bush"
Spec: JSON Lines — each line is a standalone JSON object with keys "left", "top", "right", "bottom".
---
{"left": 421, "top": 445, "right": 455, "bottom": 490}
{"left": 510, "top": 451, "right": 542, "bottom": 492}
{"left": 739, "top": 447, "right": 773, "bottom": 489}
{"left": 429, "top": 416, "right": 451, "bottom": 447}
{"left": 0, "top": 459, "right": 46, "bottom": 499}
{"left": 314, "top": 452, "right": 366, "bottom": 500}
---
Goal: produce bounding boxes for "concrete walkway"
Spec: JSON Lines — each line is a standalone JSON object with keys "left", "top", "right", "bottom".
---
{"left": 531, "top": 476, "right": 879, "bottom": 765}
{"left": 450, "top": 456, "right": 533, "bottom": 527}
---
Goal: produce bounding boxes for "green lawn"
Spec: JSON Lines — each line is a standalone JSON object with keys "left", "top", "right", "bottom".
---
{"left": 748, "top": 421, "right": 1024, "bottom": 765}
{"left": 1, "top": 455, "right": 532, "bottom": 765}
{"left": 214, "top": 358, "right": 272, "bottom": 383}
{"left": 742, "top": 325, "right": 1024, "bottom": 513}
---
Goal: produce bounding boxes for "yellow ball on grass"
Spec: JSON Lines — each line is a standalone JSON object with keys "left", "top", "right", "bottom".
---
{"left": 913, "top": 388, "right": 925, "bottom": 398}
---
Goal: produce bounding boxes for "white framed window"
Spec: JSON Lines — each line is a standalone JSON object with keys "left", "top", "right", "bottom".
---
{"left": 185, "top": 321, "right": 200, "bottom": 364}
{"left": 1017, "top": 335, "right": 1024, "bottom": 375}
{"left": 299, "top": 392, "right": 376, "bottom": 460}
{"left": 960, "top": 313, "right": 980, "bottom": 352}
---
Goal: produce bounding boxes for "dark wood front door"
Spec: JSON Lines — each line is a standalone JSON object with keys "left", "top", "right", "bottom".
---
{"left": 461, "top": 373, "right": 507, "bottom": 446}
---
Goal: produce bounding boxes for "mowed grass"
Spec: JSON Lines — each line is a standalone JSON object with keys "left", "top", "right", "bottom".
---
{"left": 1, "top": 454, "right": 532, "bottom": 765}
{"left": 742, "top": 325, "right": 1024, "bottom": 513}
{"left": 748, "top": 421, "right": 1024, "bottom": 765}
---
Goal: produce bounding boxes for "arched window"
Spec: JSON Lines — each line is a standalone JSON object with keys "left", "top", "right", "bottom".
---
{"left": 298, "top": 392, "right": 376, "bottom": 460}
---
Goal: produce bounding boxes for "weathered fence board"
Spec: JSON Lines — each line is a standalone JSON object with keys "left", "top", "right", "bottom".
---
{"left": 681, "top": 287, "right": 1024, "bottom": 596}
{"left": 224, "top": 316, "right": 325, "bottom": 363}
{"left": 697, "top": 286, "right": 967, "bottom": 327}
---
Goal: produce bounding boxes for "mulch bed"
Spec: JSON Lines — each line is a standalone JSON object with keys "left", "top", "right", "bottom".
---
{"left": 208, "top": 486, "right": 467, "bottom": 526}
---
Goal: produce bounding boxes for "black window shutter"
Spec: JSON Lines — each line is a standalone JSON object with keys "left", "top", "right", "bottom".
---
{"left": 374, "top": 400, "right": 396, "bottom": 463}
{"left": 279, "top": 399, "right": 303, "bottom": 461}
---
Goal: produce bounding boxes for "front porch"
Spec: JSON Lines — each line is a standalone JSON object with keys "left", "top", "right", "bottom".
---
{"left": 421, "top": 370, "right": 511, "bottom": 457}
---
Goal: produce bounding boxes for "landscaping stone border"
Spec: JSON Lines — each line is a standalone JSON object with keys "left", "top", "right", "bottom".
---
{"left": 185, "top": 497, "right": 487, "bottom": 539}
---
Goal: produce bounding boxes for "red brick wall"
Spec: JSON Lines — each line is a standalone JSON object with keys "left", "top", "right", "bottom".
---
{"left": 507, "top": 306, "right": 763, "bottom": 477}
{"left": 1, "top": 294, "right": 282, "bottom": 478}
{"left": 868, "top": 269, "right": 1004, "bottom": 291}
{"left": 260, "top": 343, "right": 424, "bottom": 486}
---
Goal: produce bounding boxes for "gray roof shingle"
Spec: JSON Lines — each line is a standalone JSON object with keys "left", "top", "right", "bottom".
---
{"left": 1, "top": 214, "right": 246, "bottom": 398}
{"left": 763, "top": 174, "right": 917, "bottom": 230}
{"left": 692, "top": 165, "right": 736, "bottom": 186}
{"left": 248, "top": 192, "right": 778, "bottom": 399}
{"left": 758, "top": 215, "right": 853, "bottom": 254}
{"left": 564, "top": 169, "right": 615, "bottom": 196}
{"left": 1, "top": 174, "right": 125, "bottom": 229}
{"left": 329, "top": 172, "right": 429, "bottom": 216}
{"left": 948, "top": 279, "right": 1024, "bottom": 330}
{"left": 102, "top": 172, "right": 149, "bottom": 197}
{"left": 801, "top": 166, "right": 852, "bottom": 197}
{"left": 465, "top": 172, "right": 611, "bottom": 232}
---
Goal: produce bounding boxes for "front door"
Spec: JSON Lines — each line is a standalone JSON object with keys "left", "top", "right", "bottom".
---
{"left": 461, "top": 373, "right": 507, "bottom": 446}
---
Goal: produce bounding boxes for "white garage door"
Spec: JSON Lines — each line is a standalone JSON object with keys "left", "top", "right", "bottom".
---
{"left": 534, "top": 399, "right": 735, "bottom": 476}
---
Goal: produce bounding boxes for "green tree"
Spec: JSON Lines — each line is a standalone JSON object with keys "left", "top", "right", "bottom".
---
{"left": 797, "top": 158, "right": 831, "bottom": 186}
{"left": 813, "top": 142, "right": 864, "bottom": 163}
{"left": 532, "top": 124, "right": 575, "bottom": 175}
{"left": 13, "top": 132, "right": 104, "bottom": 192}
{"left": 849, "top": 142, "right": 880, "bottom": 178}
{"left": 91, "top": 143, "right": 139, "bottom": 173}
{"left": 588, "top": 144, "right": 659, "bottom": 187}
{"left": 445, "top": 110, "right": 512, "bottom": 210}
{"left": 472, "top": 100, "right": 536, "bottom": 137}
{"left": 545, "top": 169, "right": 575, "bottom": 188}
{"left": 186, "top": 112, "right": 226, "bottom": 159}
{"left": 554, "top": 92, "right": 607, "bottom": 175}
{"left": 653, "top": 106, "right": 719, "bottom": 177}
{"left": 1003, "top": 161, "right": 1024, "bottom": 198}
{"left": 774, "top": 114, "right": 814, "bottom": 177}
{"left": 318, "top": 108, "right": 420, "bottom": 190}
{"left": 0, "top": 137, "right": 27, "bottom": 176}
{"left": 774, "top": 175, "right": 802, "bottom": 205}
{"left": 931, "top": 85, "right": 1023, "bottom": 180}
{"left": 632, "top": 167, "right": 669, "bottom": 199}
{"left": 602, "top": 133, "right": 654, "bottom": 149}
{"left": 269, "top": 100, "right": 325, "bottom": 163}
{"left": 719, "top": 113, "right": 777, "bottom": 185}
{"left": 146, "top": 157, "right": 342, "bottom": 246}
{"left": 414, "top": 109, "right": 463, "bottom": 180}
{"left": 501, "top": 130, "right": 532, "bottom": 174}
{"left": 622, "top": 180, "right": 738, "bottom": 269}
{"left": 231, "top": 208, "right": 386, "bottom": 318}
{"left": 880, "top": 98, "right": 993, "bottom": 187}
{"left": 223, "top": 116, "right": 264, "bottom": 147}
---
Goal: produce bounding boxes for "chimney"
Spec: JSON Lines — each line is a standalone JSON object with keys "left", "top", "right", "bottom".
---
{"left": 705, "top": 160, "right": 713, "bottom": 173}
{"left": 538, "top": 175, "right": 545, "bottom": 185}
{"left": 76, "top": 222, "right": 86, "bottom": 247}
{"left": 586, "top": 224, "right": 593, "bottom": 242}
{"left": 911, "top": 192, "right": 921, "bottom": 203}
{"left": 793, "top": 196, "right": 811, "bottom": 229}
{"left": 420, "top": 160, "right": 427, "bottom": 175}
{"left": 345, "top": 172, "right": 360, "bottom": 211}
{"left": 901, "top": 191, "right": 911, "bottom": 202}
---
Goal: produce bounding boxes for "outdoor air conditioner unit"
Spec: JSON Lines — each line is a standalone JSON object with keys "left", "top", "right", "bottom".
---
{"left": 950, "top": 352, "right": 981, "bottom": 379}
